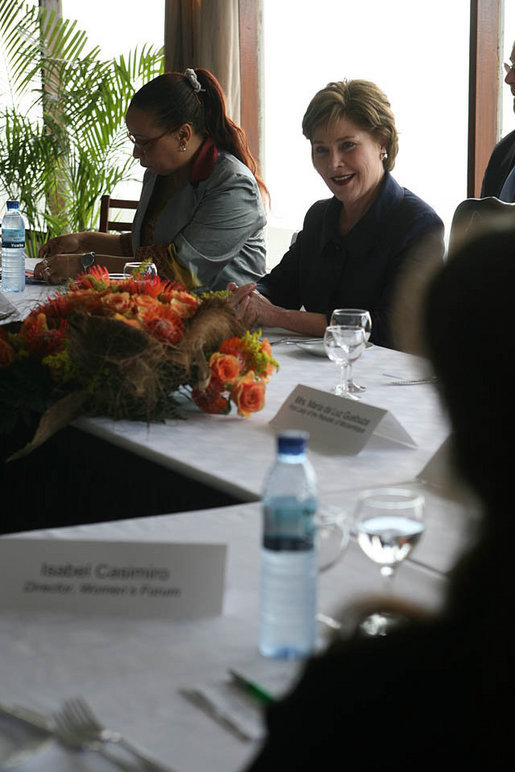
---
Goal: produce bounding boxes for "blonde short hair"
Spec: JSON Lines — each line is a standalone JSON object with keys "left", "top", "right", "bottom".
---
{"left": 302, "top": 79, "right": 398, "bottom": 171}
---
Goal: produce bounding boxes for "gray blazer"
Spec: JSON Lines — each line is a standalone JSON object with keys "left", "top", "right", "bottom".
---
{"left": 131, "top": 151, "right": 266, "bottom": 291}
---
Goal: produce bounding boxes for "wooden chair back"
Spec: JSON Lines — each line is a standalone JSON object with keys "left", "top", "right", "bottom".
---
{"left": 99, "top": 194, "right": 138, "bottom": 233}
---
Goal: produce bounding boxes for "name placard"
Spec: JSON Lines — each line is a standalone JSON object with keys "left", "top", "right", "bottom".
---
{"left": 270, "top": 384, "right": 416, "bottom": 454}
{"left": 0, "top": 539, "right": 227, "bottom": 619}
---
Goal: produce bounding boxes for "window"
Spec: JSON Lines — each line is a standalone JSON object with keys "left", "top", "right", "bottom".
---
{"left": 61, "top": 0, "right": 165, "bottom": 200}
{"left": 262, "top": 0, "right": 470, "bottom": 263}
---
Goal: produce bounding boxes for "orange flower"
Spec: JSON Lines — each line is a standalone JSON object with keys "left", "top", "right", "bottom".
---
{"left": 164, "top": 289, "right": 201, "bottom": 319}
{"left": 125, "top": 275, "right": 169, "bottom": 298}
{"left": 66, "top": 289, "right": 106, "bottom": 313}
{"left": 209, "top": 352, "right": 242, "bottom": 386}
{"left": 101, "top": 292, "right": 133, "bottom": 315}
{"left": 218, "top": 337, "right": 248, "bottom": 368}
{"left": 132, "top": 294, "right": 162, "bottom": 317}
{"left": 0, "top": 331, "right": 14, "bottom": 365}
{"left": 231, "top": 371, "right": 266, "bottom": 417}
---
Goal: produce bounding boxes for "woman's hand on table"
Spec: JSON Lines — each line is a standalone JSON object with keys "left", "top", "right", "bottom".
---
{"left": 227, "top": 282, "right": 278, "bottom": 327}
{"left": 227, "top": 282, "right": 329, "bottom": 336}
{"left": 33, "top": 253, "right": 82, "bottom": 283}
{"left": 227, "top": 281, "right": 257, "bottom": 324}
{"left": 35, "top": 233, "right": 85, "bottom": 283}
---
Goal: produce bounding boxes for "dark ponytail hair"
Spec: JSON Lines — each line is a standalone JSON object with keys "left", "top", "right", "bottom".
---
{"left": 129, "top": 68, "right": 269, "bottom": 203}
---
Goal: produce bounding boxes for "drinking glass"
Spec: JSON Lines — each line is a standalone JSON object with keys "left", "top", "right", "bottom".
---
{"left": 323, "top": 325, "right": 365, "bottom": 399}
{"left": 330, "top": 309, "right": 372, "bottom": 392}
{"left": 355, "top": 488, "right": 425, "bottom": 636}
{"left": 315, "top": 505, "right": 351, "bottom": 572}
{"left": 123, "top": 261, "right": 157, "bottom": 278}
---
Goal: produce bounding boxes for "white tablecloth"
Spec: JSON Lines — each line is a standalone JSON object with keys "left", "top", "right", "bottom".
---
{"left": 75, "top": 340, "right": 451, "bottom": 501}
{"left": 0, "top": 284, "right": 478, "bottom": 771}
{"left": 1, "top": 502, "right": 451, "bottom": 772}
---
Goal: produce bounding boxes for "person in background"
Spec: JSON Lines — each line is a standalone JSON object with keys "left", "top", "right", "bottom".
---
{"left": 481, "top": 40, "right": 515, "bottom": 201}
{"left": 34, "top": 68, "right": 267, "bottom": 291}
{"left": 230, "top": 79, "right": 444, "bottom": 349}
{"left": 243, "top": 223, "right": 514, "bottom": 771}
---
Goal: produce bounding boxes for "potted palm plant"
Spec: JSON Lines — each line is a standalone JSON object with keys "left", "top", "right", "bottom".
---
{"left": 0, "top": 0, "right": 164, "bottom": 256}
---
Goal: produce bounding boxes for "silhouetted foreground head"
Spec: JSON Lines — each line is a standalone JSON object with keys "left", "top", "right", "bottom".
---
{"left": 423, "top": 223, "right": 515, "bottom": 514}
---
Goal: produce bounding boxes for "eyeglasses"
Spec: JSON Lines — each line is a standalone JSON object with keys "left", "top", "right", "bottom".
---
{"left": 126, "top": 128, "right": 170, "bottom": 151}
{"left": 504, "top": 62, "right": 515, "bottom": 75}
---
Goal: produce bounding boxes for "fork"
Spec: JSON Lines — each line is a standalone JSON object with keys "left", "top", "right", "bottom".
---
{"left": 53, "top": 697, "right": 174, "bottom": 772}
{"left": 53, "top": 712, "right": 135, "bottom": 771}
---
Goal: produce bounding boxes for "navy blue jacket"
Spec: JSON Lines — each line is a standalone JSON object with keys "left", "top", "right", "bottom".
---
{"left": 258, "top": 173, "right": 444, "bottom": 348}
{"left": 480, "top": 129, "right": 515, "bottom": 200}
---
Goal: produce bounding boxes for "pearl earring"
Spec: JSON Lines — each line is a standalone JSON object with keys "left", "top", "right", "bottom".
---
{"left": 179, "top": 142, "right": 187, "bottom": 152}
{"left": 381, "top": 151, "right": 388, "bottom": 160}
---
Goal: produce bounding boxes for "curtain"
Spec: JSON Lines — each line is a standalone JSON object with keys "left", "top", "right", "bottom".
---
{"left": 164, "top": 0, "right": 241, "bottom": 122}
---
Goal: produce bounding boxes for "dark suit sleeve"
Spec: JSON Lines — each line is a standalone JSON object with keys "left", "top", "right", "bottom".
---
{"left": 480, "top": 131, "right": 515, "bottom": 198}
{"left": 257, "top": 231, "right": 305, "bottom": 309}
{"left": 372, "top": 216, "right": 445, "bottom": 349}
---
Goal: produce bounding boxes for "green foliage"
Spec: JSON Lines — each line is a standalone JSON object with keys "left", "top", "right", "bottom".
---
{"left": 0, "top": 1, "right": 164, "bottom": 256}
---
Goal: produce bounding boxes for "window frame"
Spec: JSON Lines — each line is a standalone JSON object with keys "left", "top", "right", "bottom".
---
{"left": 238, "top": 0, "right": 503, "bottom": 196}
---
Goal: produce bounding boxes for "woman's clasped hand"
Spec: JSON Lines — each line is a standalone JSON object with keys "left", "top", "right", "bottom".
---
{"left": 34, "top": 67, "right": 268, "bottom": 290}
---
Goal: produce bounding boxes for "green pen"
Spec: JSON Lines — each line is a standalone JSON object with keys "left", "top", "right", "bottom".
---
{"left": 228, "top": 669, "right": 275, "bottom": 707}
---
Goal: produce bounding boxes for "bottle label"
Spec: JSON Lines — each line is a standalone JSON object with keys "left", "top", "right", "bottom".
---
{"left": 263, "top": 498, "right": 317, "bottom": 551}
{"left": 1, "top": 228, "right": 25, "bottom": 249}
{"left": 1, "top": 239, "right": 24, "bottom": 249}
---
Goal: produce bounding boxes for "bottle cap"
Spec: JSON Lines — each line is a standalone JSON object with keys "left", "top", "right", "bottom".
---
{"left": 6, "top": 200, "right": 19, "bottom": 209}
{"left": 277, "top": 430, "right": 309, "bottom": 455}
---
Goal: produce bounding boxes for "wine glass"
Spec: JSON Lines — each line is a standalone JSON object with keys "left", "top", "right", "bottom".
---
{"left": 323, "top": 325, "right": 365, "bottom": 399}
{"left": 315, "top": 505, "right": 351, "bottom": 573}
{"left": 123, "top": 261, "right": 158, "bottom": 278}
{"left": 330, "top": 309, "right": 372, "bottom": 392}
{"left": 354, "top": 488, "right": 425, "bottom": 636}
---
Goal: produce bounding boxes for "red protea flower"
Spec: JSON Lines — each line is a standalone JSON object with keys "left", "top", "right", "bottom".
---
{"left": 75, "top": 265, "right": 111, "bottom": 288}
{"left": 35, "top": 292, "right": 71, "bottom": 319}
{"left": 144, "top": 315, "right": 184, "bottom": 345}
{"left": 20, "top": 312, "right": 68, "bottom": 359}
{"left": 192, "top": 378, "right": 231, "bottom": 414}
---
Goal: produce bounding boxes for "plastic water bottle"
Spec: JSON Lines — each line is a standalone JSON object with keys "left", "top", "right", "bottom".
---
{"left": 1, "top": 200, "right": 25, "bottom": 293}
{"left": 259, "top": 430, "right": 318, "bottom": 659}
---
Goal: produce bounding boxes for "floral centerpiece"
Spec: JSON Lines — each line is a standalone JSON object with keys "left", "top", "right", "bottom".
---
{"left": 0, "top": 267, "right": 278, "bottom": 461}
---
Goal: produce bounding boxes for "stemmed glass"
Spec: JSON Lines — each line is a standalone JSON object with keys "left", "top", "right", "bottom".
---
{"left": 315, "top": 505, "right": 351, "bottom": 573}
{"left": 355, "top": 488, "right": 425, "bottom": 636}
{"left": 330, "top": 309, "right": 372, "bottom": 392}
{"left": 323, "top": 325, "right": 366, "bottom": 399}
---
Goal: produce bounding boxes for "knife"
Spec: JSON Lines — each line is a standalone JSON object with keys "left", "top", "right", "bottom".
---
{"left": 0, "top": 701, "right": 55, "bottom": 733}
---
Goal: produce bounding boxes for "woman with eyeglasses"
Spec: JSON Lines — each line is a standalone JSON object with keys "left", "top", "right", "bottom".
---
{"left": 34, "top": 68, "right": 268, "bottom": 289}
{"left": 230, "top": 79, "right": 444, "bottom": 349}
